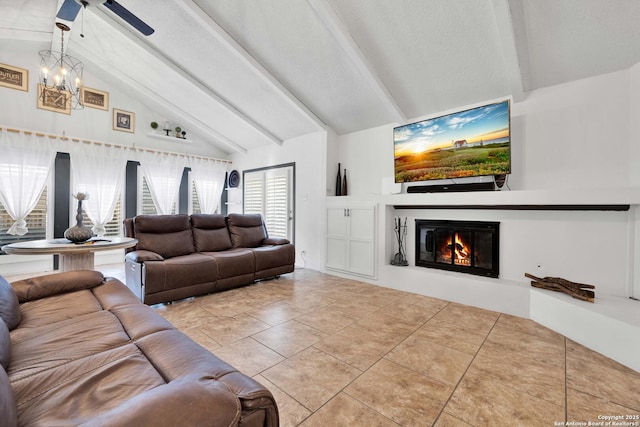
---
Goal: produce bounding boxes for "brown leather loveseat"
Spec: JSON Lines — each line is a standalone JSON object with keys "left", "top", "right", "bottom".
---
{"left": 0, "top": 270, "right": 279, "bottom": 427}
{"left": 124, "top": 213, "right": 295, "bottom": 305}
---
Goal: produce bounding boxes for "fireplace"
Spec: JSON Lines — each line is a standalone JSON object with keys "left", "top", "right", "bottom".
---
{"left": 415, "top": 220, "right": 499, "bottom": 278}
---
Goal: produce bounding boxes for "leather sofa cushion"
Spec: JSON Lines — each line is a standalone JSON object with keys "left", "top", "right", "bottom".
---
{"left": 134, "top": 215, "right": 195, "bottom": 259}
{"left": 0, "top": 366, "right": 17, "bottom": 427}
{"left": 8, "top": 310, "right": 130, "bottom": 382}
{"left": 191, "top": 214, "right": 233, "bottom": 252}
{"left": 227, "top": 213, "right": 268, "bottom": 248}
{"left": 143, "top": 253, "right": 218, "bottom": 295}
{"left": 0, "top": 276, "right": 20, "bottom": 330}
{"left": 12, "top": 343, "right": 167, "bottom": 426}
{"left": 0, "top": 320, "right": 9, "bottom": 370}
{"left": 205, "top": 248, "right": 255, "bottom": 279}
{"left": 13, "top": 290, "right": 102, "bottom": 338}
{"left": 11, "top": 270, "right": 104, "bottom": 303}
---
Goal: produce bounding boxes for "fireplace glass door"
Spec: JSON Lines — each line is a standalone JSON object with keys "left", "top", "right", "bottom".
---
{"left": 416, "top": 220, "right": 499, "bottom": 278}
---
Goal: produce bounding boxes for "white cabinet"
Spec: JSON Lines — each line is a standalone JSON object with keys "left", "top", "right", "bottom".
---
{"left": 326, "top": 204, "right": 376, "bottom": 277}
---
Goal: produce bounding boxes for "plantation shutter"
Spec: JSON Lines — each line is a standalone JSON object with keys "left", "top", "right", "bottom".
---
{"left": 243, "top": 166, "right": 292, "bottom": 240}
{"left": 244, "top": 174, "right": 264, "bottom": 215}
{"left": 141, "top": 177, "right": 158, "bottom": 215}
{"left": 191, "top": 181, "right": 202, "bottom": 214}
{"left": 264, "top": 171, "right": 289, "bottom": 239}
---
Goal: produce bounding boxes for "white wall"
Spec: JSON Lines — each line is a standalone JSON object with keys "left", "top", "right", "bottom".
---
{"left": 335, "top": 68, "right": 636, "bottom": 195}
{"left": 630, "top": 62, "right": 640, "bottom": 187}
{"left": 0, "top": 39, "right": 228, "bottom": 159}
{"left": 337, "top": 124, "right": 394, "bottom": 196}
{"left": 230, "top": 132, "right": 328, "bottom": 270}
{"left": 513, "top": 71, "right": 631, "bottom": 190}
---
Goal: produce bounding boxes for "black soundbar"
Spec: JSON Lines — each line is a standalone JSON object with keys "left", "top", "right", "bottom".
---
{"left": 406, "top": 182, "right": 495, "bottom": 193}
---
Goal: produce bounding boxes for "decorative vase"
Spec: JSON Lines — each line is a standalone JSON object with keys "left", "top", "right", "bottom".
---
{"left": 64, "top": 195, "right": 93, "bottom": 243}
{"left": 342, "top": 168, "right": 348, "bottom": 196}
{"left": 335, "top": 163, "right": 342, "bottom": 196}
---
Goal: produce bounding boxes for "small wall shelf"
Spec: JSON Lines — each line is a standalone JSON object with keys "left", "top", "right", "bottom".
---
{"left": 147, "top": 133, "right": 192, "bottom": 143}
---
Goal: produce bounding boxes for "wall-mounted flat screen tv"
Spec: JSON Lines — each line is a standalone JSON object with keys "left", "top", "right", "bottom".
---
{"left": 394, "top": 99, "right": 510, "bottom": 183}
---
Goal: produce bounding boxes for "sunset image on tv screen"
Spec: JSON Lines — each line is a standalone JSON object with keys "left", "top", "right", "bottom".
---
{"left": 394, "top": 100, "right": 510, "bottom": 183}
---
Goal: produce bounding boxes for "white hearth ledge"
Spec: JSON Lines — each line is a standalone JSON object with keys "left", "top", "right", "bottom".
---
{"left": 531, "top": 288, "right": 640, "bottom": 372}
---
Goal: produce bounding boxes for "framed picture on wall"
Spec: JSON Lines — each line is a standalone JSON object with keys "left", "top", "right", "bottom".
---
{"left": 113, "top": 108, "right": 135, "bottom": 133}
{"left": 0, "top": 63, "right": 29, "bottom": 91}
{"left": 37, "top": 84, "right": 71, "bottom": 115}
{"left": 80, "top": 86, "right": 109, "bottom": 110}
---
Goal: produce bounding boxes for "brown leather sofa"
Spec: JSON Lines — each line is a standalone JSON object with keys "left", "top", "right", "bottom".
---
{"left": 124, "top": 213, "right": 295, "bottom": 305}
{"left": 0, "top": 270, "right": 279, "bottom": 427}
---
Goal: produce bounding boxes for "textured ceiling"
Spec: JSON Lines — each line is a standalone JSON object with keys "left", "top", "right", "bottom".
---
{"left": 1, "top": 0, "right": 639, "bottom": 154}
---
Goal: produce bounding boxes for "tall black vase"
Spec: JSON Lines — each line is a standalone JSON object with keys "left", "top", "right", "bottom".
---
{"left": 335, "top": 163, "right": 342, "bottom": 196}
{"left": 342, "top": 169, "right": 348, "bottom": 196}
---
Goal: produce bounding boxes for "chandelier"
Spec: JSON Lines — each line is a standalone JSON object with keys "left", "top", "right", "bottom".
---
{"left": 39, "top": 22, "right": 84, "bottom": 110}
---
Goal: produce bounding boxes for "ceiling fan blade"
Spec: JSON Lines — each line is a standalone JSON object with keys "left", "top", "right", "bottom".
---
{"left": 56, "top": 0, "right": 82, "bottom": 21}
{"left": 103, "top": 0, "right": 154, "bottom": 36}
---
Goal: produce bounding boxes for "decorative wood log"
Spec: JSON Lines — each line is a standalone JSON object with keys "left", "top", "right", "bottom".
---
{"left": 525, "top": 273, "right": 595, "bottom": 303}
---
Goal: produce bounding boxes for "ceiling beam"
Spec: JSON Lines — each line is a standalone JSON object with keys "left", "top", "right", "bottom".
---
{"left": 177, "top": 0, "right": 327, "bottom": 132}
{"left": 70, "top": 42, "right": 248, "bottom": 154}
{"left": 491, "top": 0, "right": 527, "bottom": 101}
{"left": 306, "top": 0, "right": 406, "bottom": 124}
{"left": 91, "top": 2, "right": 283, "bottom": 147}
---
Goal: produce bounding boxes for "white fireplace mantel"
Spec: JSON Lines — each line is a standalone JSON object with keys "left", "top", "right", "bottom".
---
{"left": 381, "top": 186, "right": 640, "bottom": 210}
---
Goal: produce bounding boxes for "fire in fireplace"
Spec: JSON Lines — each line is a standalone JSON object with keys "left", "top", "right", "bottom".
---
{"left": 415, "top": 220, "right": 499, "bottom": 278}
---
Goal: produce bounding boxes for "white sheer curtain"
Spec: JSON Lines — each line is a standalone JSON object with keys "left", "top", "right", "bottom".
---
{"left": 0, "top": 130, "right": 56, "bottom": 236}
{"left": 188, "top": 156, "right": 228, "bottom": 214}
{"left": 136, "top": 150, "right": 186, "bottom": 215}
{"left": 69, "top": 142, "right": 128, "bottom": 236}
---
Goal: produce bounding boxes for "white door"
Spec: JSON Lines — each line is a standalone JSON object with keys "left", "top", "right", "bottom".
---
{"left": 326, "top": 207, "right": 348, "bottom": 270}
{"left": 244, "top": 165, "right": 293, "bottom": 241}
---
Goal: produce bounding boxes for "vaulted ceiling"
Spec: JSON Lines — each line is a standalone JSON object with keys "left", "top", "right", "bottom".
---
{"left": 1, "top": 0, "right": 639, "bottom": 154}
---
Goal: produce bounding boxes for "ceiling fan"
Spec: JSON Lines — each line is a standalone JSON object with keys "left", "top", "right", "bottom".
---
{"left": 56, "top": 0, "right": 154, "bottom": 36}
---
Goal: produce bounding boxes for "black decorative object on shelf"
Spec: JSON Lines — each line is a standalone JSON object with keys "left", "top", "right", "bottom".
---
{"left": 342, "top": 168, "right": 348, "bottom": 196}
{"left": 391, "top": 217, "right": 408, "bottom": 266}
{"left": 228, "top": 170, "right": 240, "bottom": 188}
{"left": 335, "top": 163, "right": 342, "bottom": 196}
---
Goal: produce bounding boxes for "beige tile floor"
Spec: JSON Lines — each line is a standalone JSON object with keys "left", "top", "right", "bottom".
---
{"left": 9, "top": 265, "right": 640, "bottom": 426}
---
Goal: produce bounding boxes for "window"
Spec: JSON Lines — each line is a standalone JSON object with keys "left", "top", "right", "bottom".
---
{"left": 141, "top": 177, "right": 158, "bottom": 215}
{"left": 81, "top": 197, "right": 123, "bottom": 237}
{"left": 191, "top": 180, "right": 202, "bottom": 214}
{"left": 243, "top": 164, "right": 294, "bottom": 241}
{"left": 140, "top": 176, "right": 177, "bottom": 215}
{"left": 0, "top": 187, "right": 48, "bottom": 254}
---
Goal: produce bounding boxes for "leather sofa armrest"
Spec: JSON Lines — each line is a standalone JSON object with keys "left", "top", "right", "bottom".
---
{"left": 125, "top": 250, "right": 164, "bottom": 263}
{"left": 12, "top": 270, "right": 105, "bottom": 303}
{"left": 262, "top": 237, "right": 290, "bottom": 246}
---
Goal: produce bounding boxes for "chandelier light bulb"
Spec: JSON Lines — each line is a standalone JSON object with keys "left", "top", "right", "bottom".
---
{"left": 38, "top": 23, "right": 85, "bottom": 110}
